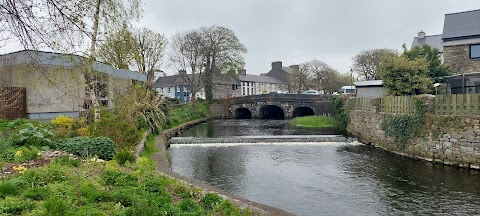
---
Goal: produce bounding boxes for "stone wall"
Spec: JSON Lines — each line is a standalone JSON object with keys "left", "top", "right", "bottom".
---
{"left": 444, "top": 45, "right": 480, "bottom": 73}
{"left": 348, "top": 97, "right": 480, "bottom": 169}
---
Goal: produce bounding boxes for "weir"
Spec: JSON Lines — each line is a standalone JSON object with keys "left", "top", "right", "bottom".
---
{"left": 169, "top": 135, "right": 355, "bottom": 145}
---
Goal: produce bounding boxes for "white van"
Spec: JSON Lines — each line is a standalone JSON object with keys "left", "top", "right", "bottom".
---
{"left": 333, "top": 86, "right": 355, "bottom": 95}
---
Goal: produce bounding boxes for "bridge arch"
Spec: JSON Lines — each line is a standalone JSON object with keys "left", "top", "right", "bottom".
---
{"left": 234, "top": 108, "right": 252, "bottom": 119}
{"left": 259, "top": 105, "right": 285, "bottom": 119}
{"left": 292, "top": 107, "right": 315, "bottom": 118}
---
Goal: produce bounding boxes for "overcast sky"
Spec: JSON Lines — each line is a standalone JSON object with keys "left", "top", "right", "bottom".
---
{"left": 138, "top": 0, "right": 480, "bottom": 76}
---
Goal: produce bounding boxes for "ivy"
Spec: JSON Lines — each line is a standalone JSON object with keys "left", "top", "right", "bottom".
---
{"left": 332, "top": 96, "right": 350, "bottom": 135}
{"left": 381, "top": 98, "right": 426, "bottom": 149}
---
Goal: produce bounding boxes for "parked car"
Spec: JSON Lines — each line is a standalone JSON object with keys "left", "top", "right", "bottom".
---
{"left": 333, "top": 86, "right": 355, "bottom": 95}
{"left": 302, "top": 89, "right": 321, "bottom": 95}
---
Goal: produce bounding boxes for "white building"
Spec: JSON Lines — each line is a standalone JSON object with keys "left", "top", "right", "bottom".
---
{"left": 238, "top": 72, "right": 283, "bottom": 96}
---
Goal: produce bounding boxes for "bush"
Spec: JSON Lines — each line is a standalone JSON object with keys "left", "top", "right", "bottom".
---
{"left": 52, "top": 136, "right": 116, "bottom": 160}
{"left": 10, "top": 123, "right": 54, "bottom": 147}
{"left": 114, "top": 149, "right": 136, "bottom": 166}
{"left": 200, "top": 193, "right": 223, "bottom": 210}
{"left": 76, "top": 127, "right": 91, "bottom": 138}
{"left": 51, "top": 115, "right": 74, "bottom": 129}
{"left": 90, "top": 109, "right": 142, "bottom": 150}
{"left": 177, "top": 198, "right": 203, "bottom": 214}
{"left": 212, "top": 200, "right": 240, "bottom": 215}
{"left": 101, "top": 170, "right": 138, "bottom": 187}
{"left": 13, "top": 146, "right": 40, "bottom": 163}
{"left": 51, "top": 156, "right": 80, "bottom": 167}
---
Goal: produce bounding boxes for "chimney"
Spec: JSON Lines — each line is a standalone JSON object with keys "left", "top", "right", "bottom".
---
{"left": 178, "top": 69, "right": 187, "bottom": 76}
{"left": 272, "top": 61, "right": 283, "bottom": 69}
{"left": 289, "top": 65, "right": 300, "bottom": 71}
{"left": 240, "top": 69, "right": 247, "bottom": 76}
{"left": 418, "top": 30, "right": 426, "bottom": 39}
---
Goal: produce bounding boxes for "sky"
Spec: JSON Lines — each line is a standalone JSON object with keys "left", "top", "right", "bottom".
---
{"left": 137, "top": 0, "right": 480, "bottom": 76}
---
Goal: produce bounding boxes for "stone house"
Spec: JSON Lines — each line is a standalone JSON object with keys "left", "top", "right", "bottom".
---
{"left": 442, "top": 9, "right": 480, "bottom": 74}
{"left": 238, "top": 69, "right": 283, "bottom": 96}
{"left": 0, "top": 50, "right": 146, "bottom": 119}
{"left": 263, "top": 61, "right": 299, "bottom": 92}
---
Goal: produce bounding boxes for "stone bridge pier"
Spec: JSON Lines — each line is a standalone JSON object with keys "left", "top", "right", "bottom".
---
{"left": 219, "top": 94, "right": 334, "bottom": 119}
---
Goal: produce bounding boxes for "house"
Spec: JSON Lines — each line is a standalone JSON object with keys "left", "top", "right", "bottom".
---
{"left": 354, "top": 80, "right": 384, "bottom": 98}
{"left": 154, "top": 71, "right": 241, "bottom": 103}
{"left": 442, "top": 9, "right": 480, "bottom": 74}
{"left": 411, "top": 31, "right": 444, "bottom": 62}
{"left": 0, "top": 50, "right": 146, "bottom": 119}
{"left": 238, "top": 69, "right": 283, "bottom": 96}
{"left": 264, "top": 61, "right": 299, "bottom": 91}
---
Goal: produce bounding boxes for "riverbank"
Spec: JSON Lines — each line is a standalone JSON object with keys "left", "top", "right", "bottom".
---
{"left": 290, "top": 116, "right": 336, "bottom": 128}
{"left": 150, "top": 118, "right": 295, "bottom": 216}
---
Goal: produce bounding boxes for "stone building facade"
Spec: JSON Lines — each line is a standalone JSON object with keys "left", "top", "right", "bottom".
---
{"left": 444, "top": 44, "right": 480, "bottom": 73}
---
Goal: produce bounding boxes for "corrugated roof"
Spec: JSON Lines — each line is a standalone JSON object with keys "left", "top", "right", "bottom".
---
{"left": 239, "top": 74, "right": 283, "bottom": 84}
{"left": 411, "top": 34, "right": 443, "bottom": 52}
{"left": 354, "top": 80, "right": 383, "bottom": 87}
{"left": 442, "top": 9, "right": 480, "bottom": 40}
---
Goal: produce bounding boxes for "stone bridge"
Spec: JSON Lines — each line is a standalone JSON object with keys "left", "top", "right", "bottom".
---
{"left": 217, "top": 93, "right": 334, "bottom": 119}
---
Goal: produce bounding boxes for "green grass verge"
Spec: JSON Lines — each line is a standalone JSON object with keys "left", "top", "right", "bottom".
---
{"left": 140, "top": 134, "right": 158, "bottom": 158}
{"left": 290, "top": 116, "right": 337, "bottom": 128}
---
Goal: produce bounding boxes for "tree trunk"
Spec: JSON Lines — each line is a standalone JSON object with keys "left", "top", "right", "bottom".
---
{"left": 204, "top": 58, "right": 213, "bottom": 103}
{"left": 190, "top": 72, "right": 196, "bottom": 111}
{"left": 147, "top": 69, "right": 154, "bottom": 89}
{"left": 88, "top": 0, "right": 102, "bottom": 122}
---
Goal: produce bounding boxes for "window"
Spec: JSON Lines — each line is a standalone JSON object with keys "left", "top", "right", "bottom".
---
{"left": 232, "top": 84, "right": 235, "bottom": 90}
{"left": 470, "top": 44, "right": 480, "bottom": 59}
{"left": 247, "top": 82, "right": 250, "bottom": 87}
{"left": 168, "top": 88, "right": 171, "bottom": 93}
{"left": 242, "top": 87, "right": 245, "bottom": 95}
{"left": 176, "top": 86, "right": 180, "bottom": 92}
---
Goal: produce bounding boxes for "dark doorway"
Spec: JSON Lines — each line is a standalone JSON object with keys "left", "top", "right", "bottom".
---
{"left": 234, "top": 108, "right": 252, "bottom": 119}
{"left": 259, "top": 105, "right": 285, "bottom": 119}
{"left": 292, "top": 107, "right": 315, "bottom": 118}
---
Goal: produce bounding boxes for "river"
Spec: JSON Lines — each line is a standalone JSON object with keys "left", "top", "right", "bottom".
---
{"left": 169, "top": 119, "right": 480, "bottom": 216}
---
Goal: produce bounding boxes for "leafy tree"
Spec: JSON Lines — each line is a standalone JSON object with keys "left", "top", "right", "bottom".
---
{"left": 322, "top": 70, "right": 352, "bottom": 94}
{"left": 402, "top": 44, "right": 451, "bottom": 83}
{"left": 97, "top": 24, "right": 135, "bottom": 69}
{"left": 352, "top": 48, "right": 398, "bottom": 80}
{"left": 378, "top": 55, "right": 432, "bottom": 96}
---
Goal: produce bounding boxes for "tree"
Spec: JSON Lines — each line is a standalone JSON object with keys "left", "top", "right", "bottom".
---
{"left": 1, "top": 0, "right": 142, "bottom": 122}
{"left": 199, "top": 26, "right": 247, "bottom": 103}
{"left": 378, "top": 55, "right": 432, "bottom": 96}
{"left": 97, "top": 24, "right": 134, "bottom": 69}
{"left": 306, "top": 59, "right": 333, "bottom": 91}
{"left": 132, "top": 28, "right": 167, "bottom": 86}
{"left": 352, "top": 48, "right": 398, "bottom": 80}
{"left": 322, "top": 70, "right": 352, "bottom": 94}
{"left": 289, "top": 64, "right": 312, "bottom": 93}
{"left": 402, "top": 44, "right": 451, "bottom": 83}
{"left": 169, "top": 30, "right": 204, "bottom": 107}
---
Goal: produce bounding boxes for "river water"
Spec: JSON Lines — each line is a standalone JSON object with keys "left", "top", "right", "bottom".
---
{"left": 169, "top": 119, "right": 480, "bottom": 216}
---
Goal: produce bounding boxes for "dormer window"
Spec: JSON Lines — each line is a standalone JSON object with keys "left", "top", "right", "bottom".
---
{"left": 470, "top": 44, "right": 480, "bottom": 59}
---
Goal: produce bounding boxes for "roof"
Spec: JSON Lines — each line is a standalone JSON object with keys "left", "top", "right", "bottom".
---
{"left": 354, "top": 80, "right": 383, "bottom": 87}
{"left": 0, "top": 50, "right": 146, "bottom": 81}
{"left": 411, "top": 34, "right": 443, "bottom": 52}
{"left": 239, "top": 74, "right": 283, "bottom": 84}
{"left": 154, "top": 73, "right": 240, "bottom": 88}
{"left": 442, "top": 9, "right": 480, "bottom": 41}
{"left": 282, "top": 67, "right": 294, "bottom": 74}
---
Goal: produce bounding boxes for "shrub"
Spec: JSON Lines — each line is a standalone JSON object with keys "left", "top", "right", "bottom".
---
{"left": 79, "top": 183, "right": 104, "bottom": 203}
{"left": 101, "top": 170, "right": 138, "bottom": 187}
{"left": 51, "top": 115, "right": 74, "bottom": 129}
{"left": 43, "top": 197, "right": 68, "bottom": 216}
{"left": 13, "top": 146, "right": 40, "bottom": 163}
{"left": 0, "top": 197, "right": 34, "bottom": 215}
{"left": 177, "top": 198, "right": 203, "bottom": 214}
{"left": 52, "top": 136, "right": 116, "bottom": 160}
{"left": 212, "top": 200, "right": 240, "bottom": 215}
{"left": 0, "top": 181, "right": 18, "bottom": 199}
{"left": 105, "top": 160, "right": 120, "bottom": 171}
{"left": 76, "top": 127, "right": 91, "bottom": 138}
{"left": 114, "top": 149, "right": 136, "bottom": 166}
{"left": 200, "top": 193, "right": 223, "bottom": 210}
{"left": 23, "top": 187, "right": 51, "bottom": 200}
{"left": 10, "top": 123, "right": 54, "bottom": 147}
{"left": 90, "top": 109, "right": 141, "bottom": 149}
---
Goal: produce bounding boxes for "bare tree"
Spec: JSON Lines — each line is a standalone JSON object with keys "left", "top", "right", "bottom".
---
{"left": 132, "top": 27, "right": 167, "bottom": 86}
{"left": 199, "top": 26, "right": 247, "bottom": 103}
{"left": 288, "top": 64, "right": 313, "bottom": 94}
{"left": 322, "top": 70, "right": 352, "bottom": 94}
{"left": 307, "top": 59, "right": 333, "bottom": 92}
{"left": 169, "top": 30, "right": 204, "bottom": 106}
{"left": 352, "top": 48, "right": 398, "bottom": 80}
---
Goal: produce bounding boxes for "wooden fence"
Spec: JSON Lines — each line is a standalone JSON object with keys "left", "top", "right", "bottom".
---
{"left": 435, "top": 94, "right": 480, "bottom": 115}
{"left": 0, "top": 87, "right": 27, "bottom": 120}
{"left": 349, "top": 96, "right": 414, "bottom": 114}
{"left": 348, "top": 97, "right": 375, "bottom": 111}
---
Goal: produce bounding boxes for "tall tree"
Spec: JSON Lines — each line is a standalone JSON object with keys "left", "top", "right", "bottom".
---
{"left": 322, "top": 70, "right": 352, "bottom": 94}
{"left": 289, "top": 64, "right": 313, "bottom": 93}
{"left": 306, "top": 59, "right": 333, "bottom": 91}
{"left": 402, "top": 44, "right": 451, "bottom": 83}
{"left": 378, "top": 55, "right": 432, "bottom": 96}
{"left": 169, "top": 30, "right": 204, "bottom": 107}
{"left": 199, "top": 26, "right": 247, "bottom": 103}
{"left": 97, "top": 24, "right": 134, "bottom": 69}
{"left": 132, "top": 27, "right": 167, "bottom": 86}
{"left": 352, "top": 48, "right": 398, "bottom": 80}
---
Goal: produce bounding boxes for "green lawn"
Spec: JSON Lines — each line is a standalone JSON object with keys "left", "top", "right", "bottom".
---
{"left": 290, "top": 116, "right": 337, "bottom": 128}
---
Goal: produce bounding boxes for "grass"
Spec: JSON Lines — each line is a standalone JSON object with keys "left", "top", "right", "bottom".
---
{"left": 290, "top": 116, "right": 337, "bottom": 128}
{"left": 140, "top": 134, "right": 158, "bottom": 158}
{"left": 166, "top": 102, "right": 210, "bottom": 129}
